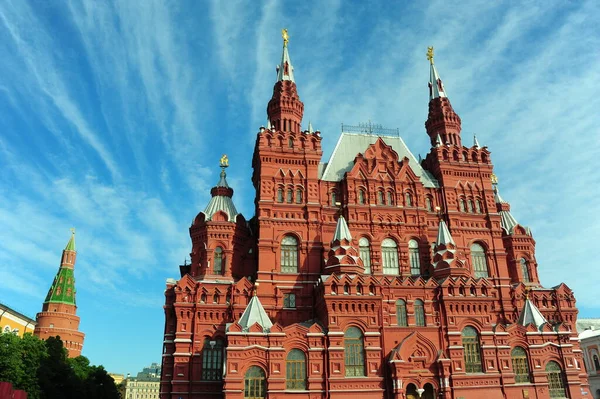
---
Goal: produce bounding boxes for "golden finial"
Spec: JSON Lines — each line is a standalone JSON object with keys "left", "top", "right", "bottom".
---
{"left": 427, "top": 46, "right": 434, "bottom": 65}
{"left": 524, "top": 287, "right": 531, "bottom": 300}
{"left": 220, "top": 154, "right": 229, "bottom": 168}
{"left": 490, "top": 173, "right": 498, "bottom": 185}
{"left": 70, "top": 227, "right": 76, "bottom": 235}
{"left": 282, "top": 29, "right": 289, "bottom": 47}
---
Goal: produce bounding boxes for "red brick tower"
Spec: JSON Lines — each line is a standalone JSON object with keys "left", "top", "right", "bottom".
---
{"left": 34, "top": 230, "right": 85, "bottom": 358}
{"left": 160, "top": 36, "right": 590, "bottom": 399}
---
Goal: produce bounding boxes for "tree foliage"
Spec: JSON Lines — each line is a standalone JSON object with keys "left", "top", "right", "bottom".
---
{"left": 0, "top": 334, "right": 119, "bottom": 399}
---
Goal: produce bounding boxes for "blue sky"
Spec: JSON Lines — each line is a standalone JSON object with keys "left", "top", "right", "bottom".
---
{"left": 0, "top": 0, "right": 598, "bottom": 376}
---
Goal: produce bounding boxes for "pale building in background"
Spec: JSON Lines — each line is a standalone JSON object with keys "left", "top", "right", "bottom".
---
{"left": 0, "top": 302, "right": 36, "bottom": 337}
{"left": 579, "top": 319, "right": 600, "bottom": 399}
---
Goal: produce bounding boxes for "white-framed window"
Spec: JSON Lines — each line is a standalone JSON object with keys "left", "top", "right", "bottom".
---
{"left": 281, "top": 236, "right": 299, "bottom": 273}
{"left": 381, "top": 238, "right": 398, "bottom": 275}
{"left": 408, "top": 239, "right": 421, "bottom": 275}
{"left": 471, "top": 243, "right": 489, "bottom": 278}
{"left": 359, "top": 237, "right": 371, "bottom": 274}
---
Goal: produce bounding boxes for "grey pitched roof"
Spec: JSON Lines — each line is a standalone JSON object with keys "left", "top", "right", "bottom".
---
{"left": 436, "top": 220, "right": 455, "bottom": 246}
{"left": 517, "top": 298, "right": 547, "bottom": 330}
{"left": 429, "top": 62, "right": 447, "bottom": 100}
{"left": 493, "top": 186, "right": 530, "bottom": 235}
{"left": 237, "top": 295, "right": 273, "bottom": 332}
{"left": 319, "top": 133, "right": 439, "bottom": 188}
{"left": 333, "top": 216, "right": 352, "bottom": 242}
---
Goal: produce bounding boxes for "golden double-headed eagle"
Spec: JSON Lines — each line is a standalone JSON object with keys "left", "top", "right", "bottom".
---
{"left": 220, "top": 154, "right": 229, "bottom": 168}
{"left": 282, "top": 29, "right": 289, "bottom": 47}
{"left": 427, "top": 46, "right": 434, "bottom": 64}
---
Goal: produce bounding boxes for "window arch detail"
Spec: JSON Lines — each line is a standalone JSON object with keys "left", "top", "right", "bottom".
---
{"left": 414, "top": 299, "right": 425, "bottom": 326}
{"left": 462, "top": 326, "right": 483, "bottom": 373}
{"left": 546, "top": 361, "right": 567, "bottom": 398}
{"left": 244, "top": 366, "right": 266, "bottom": 399}
{"left": 359, "top": 237, "right": 371, "bottom": 274}
{"left": 408, "top": 239, "right": 421, "bottom": 275}
{"left": 396, "top": 299, "right": 407, "bottom": 327}
{"left": 344, "top": 327, "right": 365, "bottom": 377}
{"left": 471, "top": 243, "right": 489, "bottom": 278}
{"left": 213, "top": 247, "right": 224, "bottom": 275}
{"left": 202, "top": 338, "right": 224, "bottom": 380}
{"left": 286, "top": 349, "right": 306, "bottom": 390}
{"left": 520, "top": 258, "right": 531, "bottom": 282}
{"left": 511, "top": 347, "right": 531, "bottom": 383}
{"left": 381, "top": 238, "right": 398, "bottom": 275}
{"left": 281, "top": 235, "right": 298, "bottom": 273}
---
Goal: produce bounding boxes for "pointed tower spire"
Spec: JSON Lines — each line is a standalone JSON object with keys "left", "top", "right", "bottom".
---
{"left": 308, "top": 121, "right": 314, "bottom": 134}
{"left": 473, "top": 134, "right": 480, "bottom": 149}
{"left": 202, "top": 155, "right": 239, "bottom": 222}
{"left": 34, "top": 230, "right": 85, "bottom": 357}
{"left": 436, "top": 219, "right": 455, "bottom": 246}
{"left": 432, "top": 219, "right": 468, "bottom": 279}
{"left": 491, "top": 174, "right": 530, "bottom": 235}
{"left": 518, "top": 291, "right": 547, "bottom": 330}
{"left": 325, "top": 216, "right": 364, "bottom": 274}
{"left": 267, "top": 29, "right": 304, "bottom": 134}
{"left": 333, "top": 215, "right": 352, "bottom": 242}
{"left": 424, "top": 47, "right": 462, "bottom": 147}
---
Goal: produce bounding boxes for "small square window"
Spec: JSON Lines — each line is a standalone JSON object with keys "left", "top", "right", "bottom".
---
{"left": 283, "top": 293, "right": 296, "bottom": 308}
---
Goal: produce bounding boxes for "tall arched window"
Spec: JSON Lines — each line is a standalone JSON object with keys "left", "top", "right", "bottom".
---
{"left": 277, "top": 188, "right": 283, "bottom": 203}
{"left": 214, "top": 247, "right": 223, "bottom": 275}
{"left": 425, "top": 197, "right": 433, "bottom": 212}
{"left": 408, "top": 239, "right": 421, "bottom": 275}
{"left": 344, "top": 327, "right": 365, "bottom": 377}
{"left": 281, "top": 236, "right": 298, "bottom": 273}
{"left": 202, "top": 338, "right": 224, "bottom": 380}
{"left": 288, "top": 137, "right": 294, "bottom": 148}
{"left": 286, "top": 189, "right": 293, "bottom": 203}
{"left": 546, "top": 361, "right": 567, "bottom": 398}
{"left": 459, "top": 198, "right": 466, "bottom": 212}
{"left": 358, "top": 189, "right": 366, "bottom": 205}
{"left": 396, "top": 299, "right": 407, "bottom": 326}
{"left": 594, "top": 354, "right": 600, "bottom": 371}
{"left": 511, "top": 347, "right": 531, "bottom": 383}
{"left": 244, "top": 366, "right": 266, "bottom": 399}
{"left": 331, "top": 191, "right": 337, "bottom": 206}
{"left": 405, "top": 192, "right": 413, "bottom": 206}
{"left": 295, "top": 188, "right": 303, "bottom": 204}
{"left": 359, "top": 237, "right": 371, "bottom": 274}
{"left": 286, "top": 349, "right": 306, "bottom": 390}
{"left": 471, "top": 243, "right": 489, "bottom": 278}
{"left": 386, "top": 191, "right": 394, "bottom": 205}
{"left": 381, "top": 238, "right": 398, "bottom": 275}
{"left": 475, "top": 199, "right": 482, "bottom": 213}
{"left": 414, "top": 299, "right": 425, "bottom": 326}
{"left": 520, "top": 258, "right": 531, "bottom": 282}
{"left": 377, "top": 191, "right": 384, "bottom": 205}
{"left": 467, "top": 199, "right": 474, "bottom": 213}
{"left": 462, "top": 326, "right": 483, "bottom": 373}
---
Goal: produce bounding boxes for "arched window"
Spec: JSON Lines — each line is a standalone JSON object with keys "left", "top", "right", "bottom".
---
{"left": 459, "top": 198, "right": 466, "bottom": 212}
{"left": 475, "top": 199, "right": 482, "bottom": 213}
{"left": 200, "top": 293, "right": 207, "bottom": 303}
{"left": 358, "top": 189, "right": 366, "bottom": 205}
{"left": 213, "top": 293, "right": 220, "bottom": 303}
{"left": 396, "top": 299, "right": 407, "bottom": 326}
{"left": 377, "top": 191, "right": 384, "bottom": 205}
{"left": 202, "top": 338, "right": 224, "bottom": 380}
{"left": 408, "top": 239, "right": 421, "bottom": 275}
{"left": 288, "top": 137, "right": 294, "bottom": 148}
{"left": 213, "top": 247, "right": 223, "bottom": 275}
{"left": 344, "top": 327, "right": 365, "bottom": 377}
{"left": 425, "top": 197, "right": 433, "bottom": 212}
{"left": 467, "top": 199, "right": 474, "bottom": 213}
{"left": 331, "top": 191, "right": 337, "bottom": 206}
{"left": 343, "top": 284, "right": 350, "bottom": 295}
{"left": 244, "top": 366, "right": 266, "bottom": 399}
{"left": 546, "top": 361, "right": 567, "bottom": 398}
{"left": 520, "top": 258, "right": 531, "bottom": 282}
{"left": 359, "top": 237, "right": 371, "bottom": 274}
{"left": 281, "top": 236, "right": 298, "bottom": 273}
{"left": 405, "top": 192, "right": 413, "bottom": 206}
{"left": 286, "top": 349, "right": 306, "bottom": 390}
{"left": 295, "top": 188, "right": 303, "bottom": 204}
{"left": 286, "top": 189, "right": 293, "bottom": 203}
{"left": 471, "top": 243, "right": 489, "bottom": 278}
{"left": 386, "top": 191, "right": 394, "bottom": 205}
{"left": 414, "top": 299, "right": 425, "bottom": 326}
{"left": 511, "top": 347, "right": 531, "bottom": 383}
{"left": 381, "top": 238, "right": 398, "bottom": 275}
{"left": 594, "top": 354, "right": 600, "bottom": 371}
{"left": 462, "top": 326, "right": 483, "bottom": 373}
{"left": 277, "top": 188, "right": 283, "bottom": 203}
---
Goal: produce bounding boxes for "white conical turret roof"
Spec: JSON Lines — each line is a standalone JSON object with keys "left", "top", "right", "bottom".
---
{"left": 333, "top": 215, "right": 352, "bottom": 242}
{"left": 518, "top": 298, "right": 547, "bottom": 331}
{"left": 238, "top": 295, "right": 273, "bottom": 332}
{"left": 436, "top": 219, "right": 455, "bottom": 246}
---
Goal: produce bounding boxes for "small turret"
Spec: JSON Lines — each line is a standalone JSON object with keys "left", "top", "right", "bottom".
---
{"left": 325, "top": 216, "right": 364, "bottom": 275}
{"left": 432, "top": 219, "right": 468, "bottom": 279}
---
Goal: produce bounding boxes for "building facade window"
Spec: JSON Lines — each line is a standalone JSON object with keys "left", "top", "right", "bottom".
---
{"left": 358, "top": 189, "right": 366, "bottom": 204}
{"left": 286, "top": 189, "right": 293, "bottom": 203}
{"left": 381, "top": 238, "right": 398, "bottom": 275}
{"left": 213, "top": 247, "right": 223, "bottom": 275}
{"left": 344, "top": 327, "right": 365, "bottom": 377}
{"left": 546, "top": 361, "right": 567, "bottom": 398}
{"left": 408, "top": 239, "right": 421, "bottom": 275}
{"left": 405, "top": 192, "right": 413, "bottom": 206}
{"left": 468, "top": 199, "right": 474, "bottom": 213}
{"left": 359, "top": 237, "right": 371, "bottom": 274}
{"left": 281, "top": 235, "right": 299, "bottom": 273}
{"left": 594, "top": 354, "right": 600, "bottom": 371}
{"left": 520, "top": 258, "right": 531, "bottom": 282}
{"left": 462, "top": 326, "right": 483, "bottom": 373}
{"left": 396, "top": 299, "right": 407, "bottom": 326}
{"left": 377, "top": 191, "right": 384, "bottom": 205}
{"left": 425, "top": 197, "right": 433, "bottom": 211}
{"left": 202, "top": 338, "right": 224, "bottom": 381}
{"left": 331, "top": 191, "right": 337, "bottom": 206}
{"left": 475, "top": 199, "right": 482, "bottom": 213}
{"left": 386, "top": 191, "right": 394, "bottom": 205}
{"left": 283, "top": 293, "right": 296, "bottom": 308}
{"left": 295, "top": 189, "right": 302, "bottom": 203}
{"left": 244, "top": 366, "right": 266, "bottom": 399}
{"left": 414, "top": 299, "right": 425, "bottom": 326}
{"left": 471, "top": 243, "right": 489, "bottom": 278}
{"left": 277, "top": 188, "right": 283, "bottom": 203}
{"left": 459, "top": 198, "right": 466, "bottom": 212}
{"left": 286, "top": 349, "right": 306, "bottom": 390}
{"left": 511, "top": 347, "right": 531, "bottom": 383}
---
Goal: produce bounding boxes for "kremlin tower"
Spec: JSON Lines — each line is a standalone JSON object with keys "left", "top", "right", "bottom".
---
{"left": 34, "top": 230, "right": 85, "bottom": 358}
{"left": 160, "top": 31, "right": 588, "bottom": 399}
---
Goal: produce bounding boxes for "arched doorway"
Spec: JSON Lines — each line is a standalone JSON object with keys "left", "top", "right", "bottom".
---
{"left": 422, "top": 383, "right": 435, "bottom": 399}
{"left": 406, "top": 383, "right": 418, "bottom": 399}
{"left": 244, "top": 366, "right": 266, "bottom": 399}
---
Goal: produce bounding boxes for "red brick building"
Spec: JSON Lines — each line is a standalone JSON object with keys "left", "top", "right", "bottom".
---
{"left": 34, "top": 231, "right": 85, "bottom": 358}
{"left": 160, "top": 35, "right": 589, "bottom": 399}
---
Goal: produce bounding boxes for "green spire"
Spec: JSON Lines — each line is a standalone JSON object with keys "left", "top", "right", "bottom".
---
{"left": 65, "top": 228, "right": 76, "bottom": 251}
